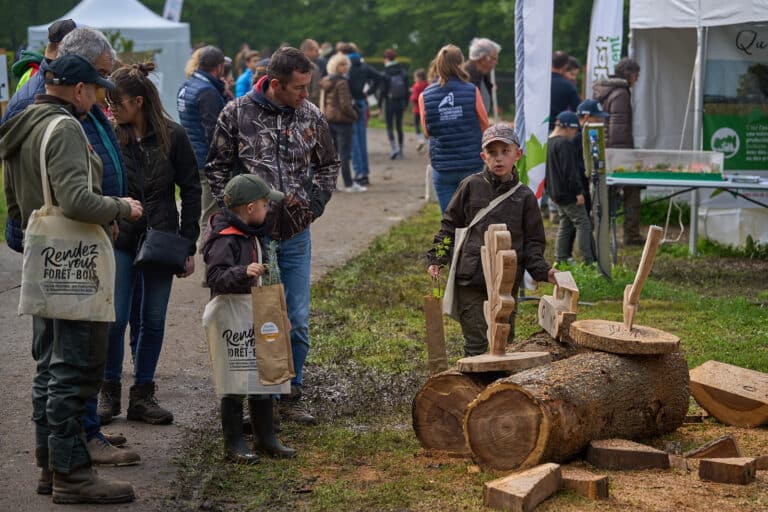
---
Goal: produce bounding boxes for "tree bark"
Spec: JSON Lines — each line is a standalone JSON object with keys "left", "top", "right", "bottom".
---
{"left": 412, "top": 369, "right": 501, "bottom": 455}
{"left": 464, "top": 351, "right": 690, "bottom": 471}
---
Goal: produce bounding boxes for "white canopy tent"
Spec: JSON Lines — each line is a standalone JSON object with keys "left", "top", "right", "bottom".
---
{"left": 28, "top": 0, "right": 191, "bottom": 120}
{"left": 629, "top": 0, "right": 768, "bottom": 245}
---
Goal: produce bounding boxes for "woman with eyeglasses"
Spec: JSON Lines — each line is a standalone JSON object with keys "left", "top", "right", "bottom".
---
{"left": 97, "top": 62, "right": 201, "bottom": 426}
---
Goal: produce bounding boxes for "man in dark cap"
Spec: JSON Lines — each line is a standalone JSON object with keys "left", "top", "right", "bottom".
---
{"left": 0, "top": 54, "right": 143, "bottom": 504}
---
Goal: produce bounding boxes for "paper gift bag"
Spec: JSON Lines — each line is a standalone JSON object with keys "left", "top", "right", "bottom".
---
{"left": 203, "top": 294, "right": 291, "bottom": 396}
{"left": 251, "top": 283, "right": 295, "bottom": 386}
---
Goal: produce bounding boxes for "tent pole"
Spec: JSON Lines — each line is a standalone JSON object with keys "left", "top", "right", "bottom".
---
{"left": 690, "top": 9, "right": 705, "bottom": 255}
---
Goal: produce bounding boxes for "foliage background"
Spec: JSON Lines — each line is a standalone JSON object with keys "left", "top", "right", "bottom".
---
{"left": 0, "top": 0, "right": 631, "bottom": 112}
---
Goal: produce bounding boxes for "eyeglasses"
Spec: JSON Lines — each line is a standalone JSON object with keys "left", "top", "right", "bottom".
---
{"left": 105, "top": 98, "right": 131, "bottom": 110}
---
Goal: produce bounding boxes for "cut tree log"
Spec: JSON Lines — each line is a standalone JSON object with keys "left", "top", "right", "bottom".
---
{"left": 684, "top": 434, "right": 741, "bottom": 459}
{"left": 586, "top": 439, "right": 670, "bottom": 470}
{"left": 483, "top": 463, "right": 561, "bottom": 512}
{"left": 689, "top": 360, "right": 768, "bottom": 427}
{"left": 412, "top": 370, "right": 500, "bottom": 455}
{"left": 569, "top": 319, "right": 680, "bottom": 355}
{"left": 699, "top": 457, "right": 757, "bottom": 485}
{"left": 464, "top": 351, "right": 690, "bottom": 471}
{"left": 560, "top": 467, "right": 609, "bottom": 499}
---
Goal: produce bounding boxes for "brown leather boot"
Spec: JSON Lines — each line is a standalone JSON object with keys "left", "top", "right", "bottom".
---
{"left": 97, "top": 380, "right": 121, "bottom": 425}
{"left": 87, "top": 434, "right": 141, "bottom": 466}
{"left": 52, "top": 465, "right": 135, "bottom": 504}
{"left": 127, "top": 382, "right": 173, "bottom": 425}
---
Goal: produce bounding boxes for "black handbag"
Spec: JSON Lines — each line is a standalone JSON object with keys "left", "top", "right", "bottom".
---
{"left": 134, "top": 228, "right": 190, "bottom": 274}
{"left": 131, "top": 143, "right": 191, "bottom": 274}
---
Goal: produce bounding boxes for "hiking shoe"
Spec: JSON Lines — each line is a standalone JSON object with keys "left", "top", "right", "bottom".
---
{"left": 97, "top": 380, "right": 121, "bottom": 425}
{"left": 102, "top": 433, "right": 127, "bottom": 447}
{"left": 52, "top": 465, "right": 135, "bottom": 504}
{"left": 127, "top": 382, "right": 174, "bottom": 425}
{"left": 87, "top": 434, "right": 141, "bottom": 466}
{"left": 278, "top": 388, "right": 317, "bottom": 426}
{"left": 38, "top": 468, "right": 53, "bottom": 495}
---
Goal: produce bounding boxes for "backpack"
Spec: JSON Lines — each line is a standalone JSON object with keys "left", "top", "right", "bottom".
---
{"left": 388, "top": 72, "right": 407, "bottom": 99}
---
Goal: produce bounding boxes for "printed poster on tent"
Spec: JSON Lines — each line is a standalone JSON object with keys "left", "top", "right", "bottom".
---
{"left": 702, "top": 23, "right": 768, "bottom": 172}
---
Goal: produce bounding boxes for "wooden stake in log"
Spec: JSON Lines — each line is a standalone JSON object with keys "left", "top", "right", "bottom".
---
{"left": 570, "top": 225, "right": 680, "bottom": 355}
{"left": 423, "top": 295, "right": 448, "bottom": 375}
{"left": 457, "top": 224, "right": 552, "bottom": 373}
{"left": 538, "top": 271, "right": 579, "bottom": 340}
{"left": 690, "top": 360, "right": 768, "bottom": 427}
{"left": 464, "top": 351, "right": 690, "bottom": 471}
{"left": 412, "top": 369, "right": 500, "bottom": 455}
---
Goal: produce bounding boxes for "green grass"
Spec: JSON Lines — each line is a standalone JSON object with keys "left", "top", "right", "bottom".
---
{"left": 172, "top": 202, "right": 768, "bottom": 511}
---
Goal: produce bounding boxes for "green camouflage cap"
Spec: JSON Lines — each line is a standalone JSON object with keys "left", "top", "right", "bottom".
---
{"left": 223, "top": 174, "right": 284, "bottom": 207}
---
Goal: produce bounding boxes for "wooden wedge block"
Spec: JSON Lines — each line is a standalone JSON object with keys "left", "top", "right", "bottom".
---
{"left": 755, "top": 454, "right": 768, "bottom": 471}
{"left": 699, "top": 457, "right": 756, "bottom": 485}
{"left": 684, "top": 434, "right": 741, "bottom": 459}
{"left": 560, "top": 467, "right": 609, "bottom": 499}
{"left": 484, "top": 463, "right": 561, "bottom": 512}
{"left": 690, "top": 360, "right": 768, "bottom": 427}
{"left": 538, "top": 295, "right": 577, "bottom": 341}
{"left": 669, "top": 455, "right": 691, "bottom": 472}
{"left": 456, "top": 351, "right": 550, "bottom": 373}
{"left": 586, "top": 439, "right": 670, "bottom": 470}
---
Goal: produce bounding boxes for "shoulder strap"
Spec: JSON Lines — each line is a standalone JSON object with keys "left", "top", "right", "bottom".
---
{"left": 467, "top": 181, "right": 523, "bottom": 230}
{"left": 39, "top": 114, "right": 92, "bottom": 208}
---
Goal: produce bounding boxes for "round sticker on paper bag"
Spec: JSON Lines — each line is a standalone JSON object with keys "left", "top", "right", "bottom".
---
{"left": 260, "top": 322, "right": 280, "bottom": 342}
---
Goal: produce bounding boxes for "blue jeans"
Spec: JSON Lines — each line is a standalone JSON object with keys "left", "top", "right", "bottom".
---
{"left": 432, "top": 168, "right": 478, "bottom": 213}
{"left": 329, "top": 122, "right": 354, "bottom": 187}
{"left": 263, "top": 229, "right": 311, "bottom": 387}
{"left": 105, "top": 249, "right": 174, "bottom": 384}
{"left": 351, "top": 99, "right": 369, "bottom": 181}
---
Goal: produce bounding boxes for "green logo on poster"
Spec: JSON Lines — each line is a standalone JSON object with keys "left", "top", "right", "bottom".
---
{"left": 711, "top": 127, "right": 740, "bottom": 159}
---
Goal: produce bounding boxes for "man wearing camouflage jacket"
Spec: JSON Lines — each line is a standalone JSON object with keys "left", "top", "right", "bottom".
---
{"left": 205, "top": 47, "right": 340, "bottom": 425}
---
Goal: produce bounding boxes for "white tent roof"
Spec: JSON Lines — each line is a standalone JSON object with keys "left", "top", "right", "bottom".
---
{"left": 631, "top": 0, "right": 768, "bottom": 28}
{"left": 28, "top": 0, "right": 191, "bottom": 120}
{"left": 29, "top": 0, "right": 186, "bottom": 31}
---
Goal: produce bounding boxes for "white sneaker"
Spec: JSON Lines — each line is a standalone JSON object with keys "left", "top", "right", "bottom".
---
{"left": 346, "top": 183, "right": 367, "bottom": 192}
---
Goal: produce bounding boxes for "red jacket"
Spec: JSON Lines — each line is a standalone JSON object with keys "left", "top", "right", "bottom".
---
{"left": 410, "top": 80, "right": 429, "bottom": 114}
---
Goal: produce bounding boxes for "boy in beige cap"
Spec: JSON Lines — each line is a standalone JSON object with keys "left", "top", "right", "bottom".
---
{"left": 428, "top": 124, "right": 556, "bottom": 356}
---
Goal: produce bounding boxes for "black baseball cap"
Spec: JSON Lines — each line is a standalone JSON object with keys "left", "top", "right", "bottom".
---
{"left": 48, "top": 19, "right": 77, "bottom": 44}
{"left": 576, "top": 99, "right": 609, "bottom": 118}
{"left": 43, "top": 54, "right": 115, "bottom": 90}
{"left": 556, "top": 111, "right": 580, "bottom": 128}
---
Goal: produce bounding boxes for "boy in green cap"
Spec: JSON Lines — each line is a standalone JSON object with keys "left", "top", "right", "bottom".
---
{"left": 202, "top": 174, "right": 296, "bottom": 464}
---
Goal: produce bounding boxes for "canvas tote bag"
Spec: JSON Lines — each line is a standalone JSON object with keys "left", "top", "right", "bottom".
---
{"left": 18, "top": 115, "right": 116, "bottom": 321}
{"left": 442, "top": 182, "right": 522, "bottom": 319}
{"left": 203, "top": 292, "right": 291, "bottom": 396}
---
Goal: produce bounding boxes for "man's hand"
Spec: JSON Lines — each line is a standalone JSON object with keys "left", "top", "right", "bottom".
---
{"left": 428, "top": 265, "right": 441, "bottom": 279}
{"left": 247, "top": 263, "right": 266, "bottom": 277}
{"left": 576, "top": 194, "right": 585, "bottom": 206}
{"left": 122, "top": 198, "right": 143, "bottom": 221}
{"left": 177, "top": 256, "right": 196, "bottom": 278}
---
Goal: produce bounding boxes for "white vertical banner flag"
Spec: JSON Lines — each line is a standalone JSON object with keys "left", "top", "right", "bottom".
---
{"left": 585, "top": 0, "right": 623, "bottom": 97}
{"left": 514, "top": 0, "right": 554, "bottom": 202}
{"left": 163, "top": 0, "right": 184, "bottom": 22}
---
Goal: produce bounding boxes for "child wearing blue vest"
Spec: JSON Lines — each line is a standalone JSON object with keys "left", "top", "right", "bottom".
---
{"left": 428, "top": 124, "right": 556, "bottom": 356}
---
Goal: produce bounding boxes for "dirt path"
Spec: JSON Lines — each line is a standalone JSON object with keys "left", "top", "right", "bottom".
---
{"left": 0, "top": 128, "right": 429, "bottom": 511}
